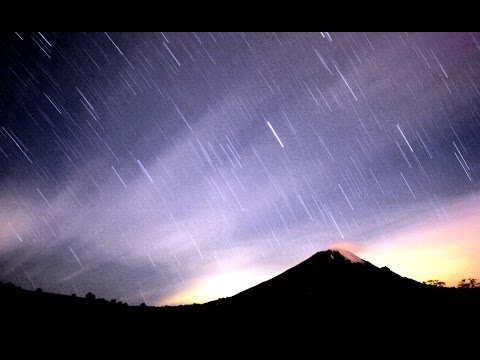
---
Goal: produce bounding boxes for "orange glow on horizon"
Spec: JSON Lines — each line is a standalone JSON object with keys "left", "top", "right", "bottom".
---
{"left": 158, "top": 269, "right": 276, "bottom": 306}
{"left": 158, "top": 198, "right": 480, "bottom": 305}
{"left": 357, "top": 207, "right": 480, "bottom": 286}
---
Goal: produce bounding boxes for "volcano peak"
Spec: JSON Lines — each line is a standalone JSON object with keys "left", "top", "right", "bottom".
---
{"left": 326, "top": 248, "right": 365, "bottom": 264}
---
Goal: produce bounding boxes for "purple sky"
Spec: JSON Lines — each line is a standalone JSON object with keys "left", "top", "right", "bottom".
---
{"left": 1, "top": 32, "right": 480, "bottom": 305}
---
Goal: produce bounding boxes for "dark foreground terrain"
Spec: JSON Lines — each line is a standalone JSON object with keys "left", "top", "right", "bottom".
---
{"left": 1, "top": 250, "right": 478, "bottom": 351}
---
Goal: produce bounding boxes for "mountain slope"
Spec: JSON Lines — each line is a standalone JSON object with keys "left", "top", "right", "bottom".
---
{"left": 215, "top": 249, "right": 426, "bottom": 314}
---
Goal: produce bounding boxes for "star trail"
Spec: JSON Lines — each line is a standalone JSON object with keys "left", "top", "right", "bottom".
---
{"left": 1, "top": 32, "right": 480, "bottom": 305}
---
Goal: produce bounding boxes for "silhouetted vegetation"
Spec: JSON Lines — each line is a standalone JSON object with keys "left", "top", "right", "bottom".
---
{"left": 457, "top": 278, "right": 479, "bottom": 289}
{"left": 423, "top": 279, "right": 446, "bottom": 287}
{"left": 422, "top": 278, "right": 480, "bottom": 288}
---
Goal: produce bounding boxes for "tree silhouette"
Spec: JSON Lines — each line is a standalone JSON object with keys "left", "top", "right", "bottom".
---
{"left": 423, "top": 280, "right": 446, "bottom": 287}
{"left": 457, "top": 278, "right": 479, "bottom": 289}
{"left": 85, "top": 291, "right": 96, "bottom": 301}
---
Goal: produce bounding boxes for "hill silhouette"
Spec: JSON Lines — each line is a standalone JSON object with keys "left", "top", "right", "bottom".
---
{"left": 227, "top": 249, "right": 424, "bottom": 306}
{"left": 206, "top": 249, "right": 479, "bottom": 330}
{"left": 1, "top": 249, "right": 478, "bottom": 348}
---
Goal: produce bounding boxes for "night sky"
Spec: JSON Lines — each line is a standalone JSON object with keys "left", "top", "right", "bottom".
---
{"left": 1, "top": 32, "right": 480, "bottom": 306}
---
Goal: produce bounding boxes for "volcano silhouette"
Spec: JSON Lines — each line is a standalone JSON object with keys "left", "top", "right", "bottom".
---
{"left": 229, "top": 248, "right": 422, "bottom": 304}
{"left": 1, "top": 248, "right": 479, "bottom": 347}
{"left": 209, "top": 248, "right": 427, "bottom": 320}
